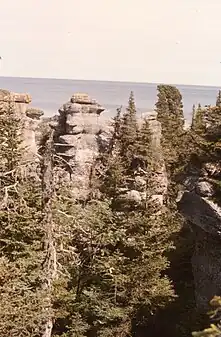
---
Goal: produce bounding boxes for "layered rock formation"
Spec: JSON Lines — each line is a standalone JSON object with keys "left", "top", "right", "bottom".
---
{"left": 54, "top": 93, "right": 110, "bottom": 200}
{"left": 0, "top": 89, "right": 43, "bottom": 159}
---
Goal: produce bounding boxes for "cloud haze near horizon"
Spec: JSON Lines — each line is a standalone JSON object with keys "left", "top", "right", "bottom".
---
{"left": 0, "top": 0, "right": 221, "bottom": 86}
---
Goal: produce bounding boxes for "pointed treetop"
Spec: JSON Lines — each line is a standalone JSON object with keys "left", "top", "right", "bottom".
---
{"left": 216, "top": 90, "right": 221, "bottom": 107}
{"left": 127, "top": 91, "right": 136, "bottom": 116}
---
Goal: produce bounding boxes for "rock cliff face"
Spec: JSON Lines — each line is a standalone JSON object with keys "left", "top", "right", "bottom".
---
{"left": 54, "top": 93, "right": 111, "bottom": 200}
{"left": 177, "top": 108, "right": 221, "bottom": 313}
{"left": 0, "top": 89, "right": 43, "bottom": 160}
{"left": 177, "top": 189, "right": 221, "bottom": 312}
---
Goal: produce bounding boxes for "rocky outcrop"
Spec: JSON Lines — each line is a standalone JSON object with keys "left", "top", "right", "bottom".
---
{"left": 177, "top": 107, "right": 221, "bottom": 313}
{"left": 23, "top": 107, "right": 44, "bottom": 158}
{"left": 54, "top": 93, "right": 110, "bottom": 200}
{"left": 52, "top": 96, "right": 168, "bottom": 205}
{"left": 177, "top": 190, "right": 221, "bottom": 312}
{"left": 0, "top": 89, "right": 43, "bottom": 160}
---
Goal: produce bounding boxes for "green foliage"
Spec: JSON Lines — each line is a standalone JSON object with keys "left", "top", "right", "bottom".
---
{"left": 52, "top": 195, "right": 176, "bottom": 337}
{"left": 50, "top": 92, "right": 178, "bottom": 336}
{"left": 2, "top": 87, "right": 215, "bottom": 337}
{"left": 0, "top": 104, "right": 46, "bottom": 336}
{"left": 155, "top": 85, "right": 185, "bottom": 172}
{"left": 119, "top": 91, "right": 138, "bottom": 167}
{"left": 216, "top": 90, "right": 221, "bottom": 107}
{"left": 191, "top": 104, "right": 206, "bottom": 134}
{"left": 101, "top": 94, "right": 154, "bottom": 203}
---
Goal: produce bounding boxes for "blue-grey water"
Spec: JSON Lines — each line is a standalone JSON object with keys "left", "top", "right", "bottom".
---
{"left": 0, "top": 76, "right": 220, "bottom": 122}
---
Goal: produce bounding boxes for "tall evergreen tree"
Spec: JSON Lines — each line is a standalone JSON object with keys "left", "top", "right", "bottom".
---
{"left": 216, "top": 90, "right": 221, "bottom": 107}
{"left": 155, "top": 85, "right": 185, "bottom": 172}
{"left": 0, "top": 101, "right": 46, "bottom": 336}
{"left": 191, "top": 104, "right": 196, "bottom": 131}
{"left": 52, "top": 198, "right": 176, "bottom": 337}
{"left": 53, "top": 93, "right": 178, "bottom": 336}
{"left": 191, "top": 103, "right": 205, "bottom": 134}
{"left": 99, "top": 107, "right": 126, "bottom": 200}
{"left": 119, "top": 91, "right": 138, "bottom": 168}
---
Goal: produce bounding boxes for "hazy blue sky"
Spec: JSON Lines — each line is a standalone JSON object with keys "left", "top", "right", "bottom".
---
{"left": 0, "top": 0, "right": 221, "bottom": 85}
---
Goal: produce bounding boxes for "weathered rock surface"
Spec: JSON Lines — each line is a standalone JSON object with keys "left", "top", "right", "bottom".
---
{"left": 177, "top": 190, "right": 221, "bottom": 311}
{"left": 0, "top": 89, "right": 43, "bottom": 159}
{"left": 177, "top": 108, "right": 221, "bottom": 313}
{"left": 177, "top": 191, "right": 221, "bottom": 237}
{"left": 54, "top": 92, "right": 110, "bottom": 200}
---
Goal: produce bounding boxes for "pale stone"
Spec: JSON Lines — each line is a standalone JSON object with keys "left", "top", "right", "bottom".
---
{"left": 195, "top": 181, "right": 215, "bottom": 197}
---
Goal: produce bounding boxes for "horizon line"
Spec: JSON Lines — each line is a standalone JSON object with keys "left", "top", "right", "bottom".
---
{"left": 0, "top": 75, "right": 220, "bottom": 89}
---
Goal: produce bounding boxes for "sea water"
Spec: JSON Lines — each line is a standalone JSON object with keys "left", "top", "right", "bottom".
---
{"left": 0, "top": 76, "right": 219, "bottom": 122}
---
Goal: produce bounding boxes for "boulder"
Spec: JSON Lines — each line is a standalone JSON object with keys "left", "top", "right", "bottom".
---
{"left": 26, "top": 107, "right": 44, "bottom": 120}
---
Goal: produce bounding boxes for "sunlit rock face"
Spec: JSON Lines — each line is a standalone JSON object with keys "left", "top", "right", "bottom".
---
{"left": 54, "top": 92, "right": 111, "bottom": 200}
{"left": 0, "top": 89, "right": 43, "bottom": 160}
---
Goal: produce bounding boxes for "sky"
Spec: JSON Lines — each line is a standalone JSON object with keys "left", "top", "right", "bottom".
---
{"left": 0, "top": 0, "right": 221, "bottom": 86}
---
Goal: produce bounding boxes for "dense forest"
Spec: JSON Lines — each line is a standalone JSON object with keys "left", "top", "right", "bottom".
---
{"left": 1, "top": 86, "right": 221, "bottom": 337}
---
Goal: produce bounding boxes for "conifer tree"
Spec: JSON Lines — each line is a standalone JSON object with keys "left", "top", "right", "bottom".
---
{"left": 52, "top": 197, "right": 176, "bottom": 337}
{"left": 191, "top": 103, "right": 205, "bottom": 134}
{"left": 156, "top": 85, "right": 184, "bottom": 138}
{"left": 216, "top": 90, "right": 221, "bottom": 107}
{"left": 52, "top": 94, "right": 177, "bottom": 336}
{"left": 101, "top": 93, "right": 139, "bottom": 200}
{"left": 191, "top": 104, "right": 196, "bottom": 130}
{"left": 100, "top": 107, "right": 126, "bottom": 199}
{"left": 0, "top": 100, "right": 46, "bottom": 336}
{"left": 0, "top": 99, "right": 62, "bottom": 337}
{"left": 119, "top": 91, "right": 138, "bottom": 168}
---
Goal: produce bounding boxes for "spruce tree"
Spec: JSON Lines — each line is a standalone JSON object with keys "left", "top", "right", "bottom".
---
{"left": 216, "top": 90, "right": 221, "bottom": 107}
{"left": 191, "top": 103, "right": 205, "bottom": 134}
{"left": 0, "top": 101, "right": 46, "bottom": 336}
{"left": 119, "top": 91, "right": 138, "bottom": 168}
{"left": 156, "top": 85, "right": 184, "bottom": 138}
{"left": 98, "top": 107, "right": 126, "bottom": 200}
{"left": 155, "top": 85, "right": 185, "bottom": 173}
{"left": 191, "top": 104, "right": 196, "bottom": 131}
{"left": 51, "top": 94, "right": 177, "bottom": 336}
{"left": 52, "top": 197, "right": 176, "bottom": 337}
